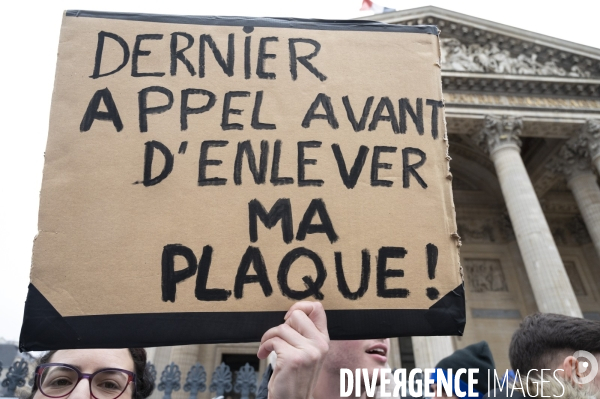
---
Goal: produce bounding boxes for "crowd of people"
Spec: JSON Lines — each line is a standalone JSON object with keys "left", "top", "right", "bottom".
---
{"left": 27, "top": 302, "right": 600, "bottom": 399}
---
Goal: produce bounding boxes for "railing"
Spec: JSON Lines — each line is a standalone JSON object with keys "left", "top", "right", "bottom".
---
{"left": 0, "top": 358, "right": 262, "bottom": 399}
{"left": 0, "top": 358, "right": 433, "bottom": 399}
{"left": 154, "top": 361, "right": 259, "bottom": 399}
{"left": 0, "top": 359, "right": 28, "bottom": 397}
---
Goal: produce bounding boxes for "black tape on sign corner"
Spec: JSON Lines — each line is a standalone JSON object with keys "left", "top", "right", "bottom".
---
{"left": 19, "top": 283, "right": 464, "bottom": 351}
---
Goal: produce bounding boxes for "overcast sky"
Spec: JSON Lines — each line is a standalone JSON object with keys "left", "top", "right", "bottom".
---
{"left": 0, "top": 0, "right": 598, "bottom": 344}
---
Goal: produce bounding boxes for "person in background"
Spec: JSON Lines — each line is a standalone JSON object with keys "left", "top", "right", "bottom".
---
{"left": 28, "top": 348, "right": 153, "bottom": 399}
{"left": 256, "top": 301, "right": 391, "bottom": 399}
{"left": 429, "top": 341, "right": 496, "bottom": 399}
{"left": 484, "top": 313, "right": 600, "bottom": 398}
{"left": 257, "top": 301, "right": 330, "bottom": 399}
{"left": 312, "top": 338, "right": 390, "bottom": 399}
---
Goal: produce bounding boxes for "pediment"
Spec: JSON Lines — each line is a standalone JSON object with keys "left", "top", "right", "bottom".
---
{"left": 358, "top": 6, "right": 600, "bottom": 79}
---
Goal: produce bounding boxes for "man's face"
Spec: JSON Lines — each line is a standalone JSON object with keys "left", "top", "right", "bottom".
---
{"left": 322, "top": 338, "right": 390, "bottom": 378}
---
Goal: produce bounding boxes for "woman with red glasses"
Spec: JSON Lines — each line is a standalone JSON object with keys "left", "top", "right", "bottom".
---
{"left": 29, "top": 349, "right": 154, "bottom": 399}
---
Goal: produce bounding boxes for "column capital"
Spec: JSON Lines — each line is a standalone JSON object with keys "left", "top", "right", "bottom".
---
{"left": 546, "top": 136, "right": 593, "bottom": 181}
{"left": 475, "top": 115, "right": 523, "bottom": 155}
{"left": 584, "top": 119, "right": 600, "bottom": 162}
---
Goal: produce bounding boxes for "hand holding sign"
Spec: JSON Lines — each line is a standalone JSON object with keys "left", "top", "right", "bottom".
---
{"left": 258, "top": 301, "right": 329, "bottom": 399}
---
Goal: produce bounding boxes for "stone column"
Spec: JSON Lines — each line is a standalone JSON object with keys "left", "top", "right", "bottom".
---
{"left": 583, "top": 120, "right": 600, "bottom": 173}
{"left": 476, "top": 115, "right": 582, "bottom": 317}
{"left": 388, "top": 338, "right": 402, "bottom": 370}
{"left": 411, "top": 336, "right": 454, "bottom": 369}
{"left": 547, "top": 136, "right": 600, "bottom": 260}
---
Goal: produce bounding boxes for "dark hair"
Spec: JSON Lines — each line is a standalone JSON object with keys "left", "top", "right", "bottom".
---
{"left": 29, "top": 349, "right": 154, "bottom": 399}
{"left": 509, "top": 313, "right": 600, "bottom": 374}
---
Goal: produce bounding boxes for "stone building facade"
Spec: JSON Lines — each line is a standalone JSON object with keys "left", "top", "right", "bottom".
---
{"left": 146, "top": 7, "right": 600, "bottom": 396}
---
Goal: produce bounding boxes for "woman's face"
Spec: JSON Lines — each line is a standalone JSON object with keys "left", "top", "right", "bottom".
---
{"left": 33, "top": 349, "right": 135, "bottom": 399}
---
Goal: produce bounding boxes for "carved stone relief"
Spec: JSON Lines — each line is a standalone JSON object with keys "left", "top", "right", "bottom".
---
{"left": 399, "top": 15, "right": 600, "bottom": 77}
{"left": 475, "top": 115, "right": 523, "bottom": 154}
{"left": 457, "top": 214, "right": 515, "bottom": 244}
{"left": 458, "top": 222, "right": 495, "bottom": 243}
{"left": 446, "top": 117, "right": 582, "bottom": 139}
{"left": 567, "top": 215, "right": 592, "bottom": 245}
{"left": 584, "top": 119, "right": 600, "bottom": 161}
{"left": 548, "top": 215, "right": 592, "bottom": 246}
{"left": 498, "top": 214, "right": 516, "bottom": 242}
{"left": 563, "top": 261, "right": 586, "bottom": 296}
{"left": 463, "top": 259, "right": 508, "bottom": 293}
{"left": 446, "top": 118, "right": 483, "bottom": 136}
{"left": 543, "top": 201, "right": 580, "bottom": 214}
{"left": 442, "top": 75, "right": 600, "bottom": 98}
{"left": 534, "top": 171, "right": 560, "bottom": 198}
{"left": 546, "top": 135, "right": 593, "bottom": 179}
{"left": 401, "top": 15, "right": 600, "bottom": 75}
{"left": 441, "top": 38, "right": 591, "bottom": 77}
{"left": 445, "top": 93, "right": 600, "bottom": 111}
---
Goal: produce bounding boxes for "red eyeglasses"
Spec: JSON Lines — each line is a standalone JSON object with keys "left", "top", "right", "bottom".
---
{"left": 35, "top": 363, "right": 136, "bottom": 399}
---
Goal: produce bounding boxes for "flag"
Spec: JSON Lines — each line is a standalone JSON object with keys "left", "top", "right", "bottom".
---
{"left": 360, "top": 0, "right": 396, "bottom": 13}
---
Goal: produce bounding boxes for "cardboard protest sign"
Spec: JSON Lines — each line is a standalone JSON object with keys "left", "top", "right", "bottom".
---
{"left": 20, "top": 11, "right": 464, "bottom": 351}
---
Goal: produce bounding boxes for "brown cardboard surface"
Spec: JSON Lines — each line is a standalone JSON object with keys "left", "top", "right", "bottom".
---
{"left": 24, "top": 11, "right": 462, "bottom": 347}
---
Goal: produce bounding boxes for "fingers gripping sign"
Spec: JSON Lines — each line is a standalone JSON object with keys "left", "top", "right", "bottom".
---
{"left": 257, "top": 301, "right": 330, "bottom": 399}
